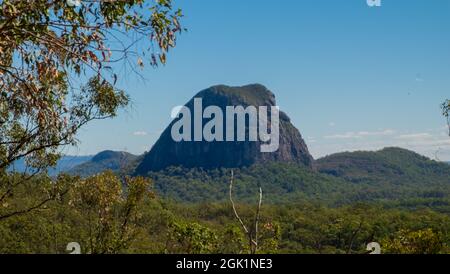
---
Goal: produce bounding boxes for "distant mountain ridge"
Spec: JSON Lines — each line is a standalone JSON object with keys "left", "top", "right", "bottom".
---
{"left": 8, "top": 155, "right": 92, "bottom": 176}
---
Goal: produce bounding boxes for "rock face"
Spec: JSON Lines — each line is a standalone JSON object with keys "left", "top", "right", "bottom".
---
{"left": 134, "top": 84, "right": 313, "bottom": 174}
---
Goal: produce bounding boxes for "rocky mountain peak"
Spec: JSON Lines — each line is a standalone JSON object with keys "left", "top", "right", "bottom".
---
{"left": 134, "top": 84, "right": 314, "bottom": 174}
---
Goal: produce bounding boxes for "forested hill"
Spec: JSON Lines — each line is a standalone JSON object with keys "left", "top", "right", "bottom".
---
{"left": 68, "top": 150, "right": 138, "bottom": 177}
{"left": 316, "top": 147, "right": 450, "bottom": 187}
{"left": 147, "top": 147, "right": 450, "bottom": 207}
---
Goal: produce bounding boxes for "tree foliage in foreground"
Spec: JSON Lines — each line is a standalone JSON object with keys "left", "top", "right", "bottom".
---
{"left": 0, "top": 171, "right": 449, "bottom": 254}
{"left": 0, "top": 0, "right": 183, "bottom": 171}
{"left": 0, "top": 171, "right": 152, "bottom": 253}
{"left": 382, "top": 228, "right": 444, "bottom": 254}
{"left": 0, "top": 0, "right": 183, "bottom": 220}
{"left": 68, "top": 171, "right": 152, "bottom": 254}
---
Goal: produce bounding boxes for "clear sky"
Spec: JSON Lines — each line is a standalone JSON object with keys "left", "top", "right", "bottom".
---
{"left": 67, "top": 0, "right": 450, "bottom": 161}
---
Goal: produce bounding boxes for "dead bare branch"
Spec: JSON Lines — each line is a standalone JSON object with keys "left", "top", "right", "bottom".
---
{"left": 229, "top": 170, "right": 262, "bottom": 254}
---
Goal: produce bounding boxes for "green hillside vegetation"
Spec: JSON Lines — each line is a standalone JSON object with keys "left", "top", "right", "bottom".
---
{"left": 149, "top": 163, "right": 356, "bottom": 204}
{"left": 145, "top": 148, "right": 450, "bottom": 209}
{"left": 1, "top": 171, "right": 449, "bottom": 254}
{"left": 316, "top": 147, "right": 449, "bottom": 187}
{"left": 316, "top": 147, "right": 450, "bottom": 208}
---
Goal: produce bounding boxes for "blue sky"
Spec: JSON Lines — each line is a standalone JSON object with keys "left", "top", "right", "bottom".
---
{"left": 67, "top": 0, "right": 450, "bottom": 161}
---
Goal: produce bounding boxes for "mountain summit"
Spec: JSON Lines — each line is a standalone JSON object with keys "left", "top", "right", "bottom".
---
{"left": 135, "top": 84, "right": 313, "bottom": 174}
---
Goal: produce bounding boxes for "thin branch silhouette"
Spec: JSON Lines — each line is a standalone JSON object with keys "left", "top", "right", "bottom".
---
{"left": 229, "top": 170, "right": 262, "bottom": 254}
